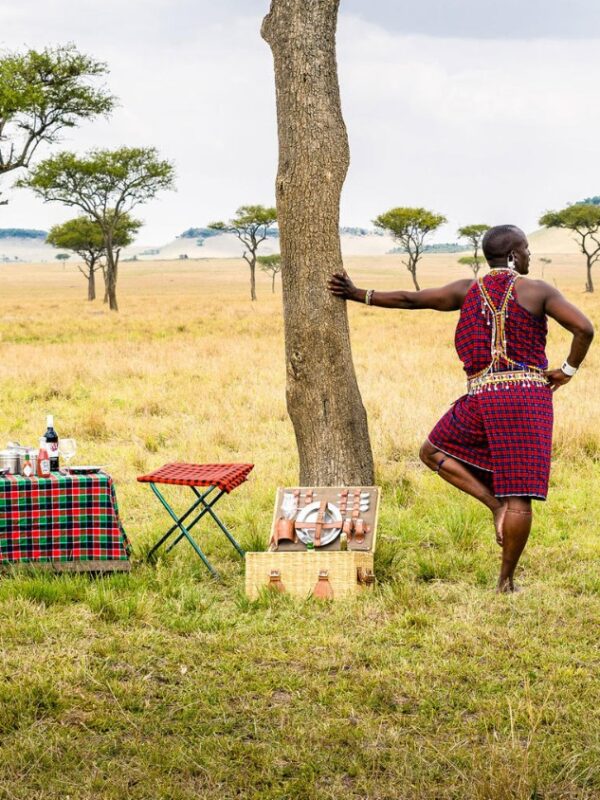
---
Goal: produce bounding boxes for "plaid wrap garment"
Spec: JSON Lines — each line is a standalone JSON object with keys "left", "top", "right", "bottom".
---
{"left": 428, "top": 270, "right": 553, "bottom": 500}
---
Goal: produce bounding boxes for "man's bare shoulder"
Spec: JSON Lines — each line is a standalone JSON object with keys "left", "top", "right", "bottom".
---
{"left": 450, "top": 277, "right": 476, "bottom": 294}
{"left": 516, "top": 276, "right": 557, "bottom": 298}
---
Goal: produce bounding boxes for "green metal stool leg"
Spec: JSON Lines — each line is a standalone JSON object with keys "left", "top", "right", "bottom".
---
{"left": 166, "top": 488, "right": 225, "bottom": 553}
{"left": 148, "top": 483, "right": 219, "bottom": 578}
{"left": 191, "top": 486, "right": 245, "bottom": 558}
{"left": 147, "top": 487, "right": 215, "bottom": 559}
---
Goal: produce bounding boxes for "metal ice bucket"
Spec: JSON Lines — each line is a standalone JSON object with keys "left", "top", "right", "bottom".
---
{"left": 0, "top": 449, "right": 19, "bottom": 474}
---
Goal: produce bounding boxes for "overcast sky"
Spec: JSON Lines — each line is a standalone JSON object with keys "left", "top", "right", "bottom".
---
{"left": 1, "top": 0, "right": 599, "bottom": 244}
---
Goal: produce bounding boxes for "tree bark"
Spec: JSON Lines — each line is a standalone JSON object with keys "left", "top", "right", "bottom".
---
{"left": 408, "top": 261, "right": 420, "bottom": 290}
{"left": 104, "top": 232, "right": 119, "bottom": 311}
{"left": 262, "top": 0, "right": 374, "bottom": 485}
{"left": 586, "top": 257, "right": 594, "bottom": 293}
{"left": 250, "top": 256, "right": 257, "bottom": 302}
{"left": 88, "top": 261, "right": 96, "bottom": 301}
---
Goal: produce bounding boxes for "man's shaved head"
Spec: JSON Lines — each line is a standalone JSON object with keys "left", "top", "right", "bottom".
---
{"left": 482, "top": 225, "right": 526, "bottom": 261}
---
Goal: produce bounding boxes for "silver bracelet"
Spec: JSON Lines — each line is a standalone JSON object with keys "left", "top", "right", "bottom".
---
{"left": 561, "top": 360, "right": 578, "bottom": 377}
{"left": 365, "top": 289, "right": 375, "bottom": 306}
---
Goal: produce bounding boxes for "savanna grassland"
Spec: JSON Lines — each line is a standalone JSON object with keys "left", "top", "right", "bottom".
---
{"left": 0, "top": 254, "right": 599, "bottom": 800}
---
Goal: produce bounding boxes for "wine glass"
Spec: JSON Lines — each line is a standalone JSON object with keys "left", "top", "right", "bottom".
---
{"left": 59, "top": 438, "right": 76, "bottom": 471}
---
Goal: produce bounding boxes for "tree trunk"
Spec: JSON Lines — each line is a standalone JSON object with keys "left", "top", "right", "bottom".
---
{"left": 104, "top": 233, "right": 119, "bottom": 311}
{"left": 250, "top": 256, "right": 257, "bottom": 302}
{"left": 586, "top": 257, "right": 594, "bottom": 293}
{"left": 272, "top": 272, "right": 276, "bottom": 293}
{"left": 88, "top": 263, "right": 96, "bottom": 301}
{"left": 408, "top": 261, "right": 420, "bottom": 290}
{"left": 262, "top": 0, "right": 374, "bottom": 485}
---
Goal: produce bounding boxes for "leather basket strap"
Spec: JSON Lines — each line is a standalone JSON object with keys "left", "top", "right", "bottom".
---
{"left": 314, "top": 500, "right": 327, "bottom": 547}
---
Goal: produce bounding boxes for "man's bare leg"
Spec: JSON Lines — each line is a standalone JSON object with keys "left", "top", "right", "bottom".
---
{"left": 420, "top": 440, "right": 507, "bottom": 543}
{"left": 496, "top": 496, "right": 532, "bottom": 593}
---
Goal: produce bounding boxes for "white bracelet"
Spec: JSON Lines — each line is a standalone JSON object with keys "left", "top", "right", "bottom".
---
{"left": 561, "top": 360, "right": 578, "bottom": 377}
{"left": 365, "top": 289, "right": 375, "bottom": 306}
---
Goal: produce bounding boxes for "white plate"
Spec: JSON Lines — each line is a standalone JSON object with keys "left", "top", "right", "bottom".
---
{"left": 66, "top": 466, "right": 105, "bottom": 474}
{"left": 295, "top": 501, "right": 342, "bottom": 547}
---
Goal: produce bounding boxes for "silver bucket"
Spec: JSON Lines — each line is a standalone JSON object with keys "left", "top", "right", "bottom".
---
{"left": 0, "top": 450, "right": 19, "bottom": 474}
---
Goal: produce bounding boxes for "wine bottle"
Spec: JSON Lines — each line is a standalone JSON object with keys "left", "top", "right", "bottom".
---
{"left": 44, "top": 415, "right": 59, "bottom": 471}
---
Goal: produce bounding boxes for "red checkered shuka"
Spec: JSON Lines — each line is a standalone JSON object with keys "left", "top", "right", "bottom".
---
{"left": 428, "top": 271, "right": 554, "bottom": 500}
{"left": 137, "top": 463, "right": 254, "bottom": 493}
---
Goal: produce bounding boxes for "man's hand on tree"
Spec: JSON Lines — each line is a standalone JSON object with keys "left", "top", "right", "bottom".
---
{"left": 544, "top": 368, "right": 572, "bottom": 392}
{"left": 328, "top": 270, "right": 359, "bottom": 301}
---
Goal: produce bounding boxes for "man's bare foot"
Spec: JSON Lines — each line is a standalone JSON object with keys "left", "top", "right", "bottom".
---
{"left": 496, "top": 577, "right": 522, "bottom": 593}
{"left": 493, "top": 501, "right": 508, "bottom": 546}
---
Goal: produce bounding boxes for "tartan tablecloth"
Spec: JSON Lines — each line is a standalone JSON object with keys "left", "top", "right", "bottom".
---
{"left": 0, "top": 472, "right": 130, "bottom": 563}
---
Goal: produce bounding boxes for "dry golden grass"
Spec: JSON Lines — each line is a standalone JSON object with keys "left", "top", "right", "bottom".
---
{"left": 0, "top": 253, "right": 599, "bottom": 800}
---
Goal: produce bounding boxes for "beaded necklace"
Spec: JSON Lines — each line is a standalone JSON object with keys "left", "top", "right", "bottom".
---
{"left": 467, "top": 272, "right": 548, "bottom": 395}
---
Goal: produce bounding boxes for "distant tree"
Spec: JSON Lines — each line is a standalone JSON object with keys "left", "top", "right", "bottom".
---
{"left": 55, "top": 252, "right": 70, "bottom": 261}
{"left": 18, "top": 147, "right": 174, "bottom": 310}
{"left": 209, "top": 204, "right": 277, "bottom": 300}
{"left": 457, "top": 255, "right": 483, "bottom": 278}
{"left": 577, "top": 196, "right": 600, "bottom": 206}
{"left": 539, "top": 204, "right": 600, "bottom": 292}
{"left": 47, "top": 213, "right": 141, "bottom": 301}
{"left": 374, "top": 207, "right": 447, "bottom": 290}
{"left": 457, "top": 223, "right": 489, "bottom": 276}
{"left": 0, "top": 45, "right": 114, "bottom": 206}
{"left": 258, "top": 253, "right": 282, "bottom": 293}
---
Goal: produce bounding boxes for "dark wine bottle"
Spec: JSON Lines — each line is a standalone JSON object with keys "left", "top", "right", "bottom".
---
{"left": 44, "top": 414, "right": 59, "bottom": 471}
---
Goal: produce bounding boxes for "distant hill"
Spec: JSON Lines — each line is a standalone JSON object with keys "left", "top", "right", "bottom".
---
{"left": 389, "top": 242, "right": 468, "bottom": 254}
{"left": 527, "top": 227, "right": 582, "bottom": 255}
{"left": 1, "top": 225, "right": 587, "bottom": 263}
{"left": 0, "top": 228, "right": 47, "bottom": 239}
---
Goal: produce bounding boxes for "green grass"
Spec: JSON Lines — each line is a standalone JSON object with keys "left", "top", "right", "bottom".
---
{"left": 1, "top": 459, "right": 599, "bottom": 800}
{"left": 0, "top": 258, "right": 599, "bottom": 798}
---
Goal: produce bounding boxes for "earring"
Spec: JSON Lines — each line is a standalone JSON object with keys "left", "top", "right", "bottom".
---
{"left": 507, "top": 253, "right": 516, "bottom": 270}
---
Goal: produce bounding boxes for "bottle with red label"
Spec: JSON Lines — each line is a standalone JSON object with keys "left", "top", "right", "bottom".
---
{"left": 37, "top": 438, "right": 51, "bottom": 477}
{"left": 22, "top": 453, "right": 34, "bottom": 477}
{"left": 43, "top": 415, "right": 59, "bottom": 471}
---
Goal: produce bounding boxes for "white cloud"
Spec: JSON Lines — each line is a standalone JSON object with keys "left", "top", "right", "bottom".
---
{"left": 1, "top": 3, "right": 599, "bottom": 245}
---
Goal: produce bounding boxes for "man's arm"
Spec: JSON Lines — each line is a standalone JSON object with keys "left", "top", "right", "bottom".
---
{"left": 327, "top": 271, "right": 473, "bottom": 312}
{"left": 543, "top": 285, "right": 594, "bottom": 391}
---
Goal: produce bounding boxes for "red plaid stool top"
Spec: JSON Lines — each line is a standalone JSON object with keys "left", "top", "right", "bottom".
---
{"left": 137, "top": 463, "right": 254, "bottom": 493}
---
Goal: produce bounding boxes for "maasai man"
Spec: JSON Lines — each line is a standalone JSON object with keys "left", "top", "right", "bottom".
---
{"left": 328, "top": 225, "right": 594, "bottom": 592}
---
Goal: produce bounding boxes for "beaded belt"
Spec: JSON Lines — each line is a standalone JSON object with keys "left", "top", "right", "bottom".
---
{"left": 467, "top": 369, "right": 549, "bottom": 395}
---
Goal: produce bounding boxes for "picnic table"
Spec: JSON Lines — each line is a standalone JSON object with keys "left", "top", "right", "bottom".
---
{"left": 0, "top": 471, "right": 130, "bottom": 571}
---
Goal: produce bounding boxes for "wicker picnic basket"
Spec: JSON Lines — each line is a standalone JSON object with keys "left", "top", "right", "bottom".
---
{"left": 245, "top": 486, "right": 380, "bottom": 600}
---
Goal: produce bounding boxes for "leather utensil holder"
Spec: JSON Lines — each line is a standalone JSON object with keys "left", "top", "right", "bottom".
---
{"left": 313, "top": 570, "right": 334, "bottom": 600}
{"left": 277, "top": 517, "right": 296, "bottom": 543}
{"left": 269, "top": 570, "right": 286, "bottom": 592}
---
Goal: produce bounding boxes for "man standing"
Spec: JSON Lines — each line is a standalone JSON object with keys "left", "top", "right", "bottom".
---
{"left": 328, "top": 225, "right": 594, "bottom": 592}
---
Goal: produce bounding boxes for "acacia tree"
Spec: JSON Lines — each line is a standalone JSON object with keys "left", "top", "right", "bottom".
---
{"left": 258, "top": 253, "right": 282, "bottom": 293}
{"left": 262, "top": 0, "right": 374, "bottom": 485}
{"left": 457, "top": 255, "right": 482, "bottom": 277}
{"left": 18, "top": 147, "right": 174, "bottom": 310}
{"left": 0, "top": 45, "right": 114, "bottom": 205}
{"left": 374, "top": 207, "right": 447, "bottom": 290}
{"left": 539, "top": 204, "right": 600, "bottom": 292}
{"left": 47, "top": 213, "right": 141, "bottom": 301}
{"left": 209, "top": 205, "right": 277, "bottom": 301}
{"left": 457, "top": 223, "right": 489, "bottom": 277}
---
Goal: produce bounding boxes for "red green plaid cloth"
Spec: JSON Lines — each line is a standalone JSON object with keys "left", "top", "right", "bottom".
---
{"left": 0, "top": 472, "right": 130, "bottom": 563}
